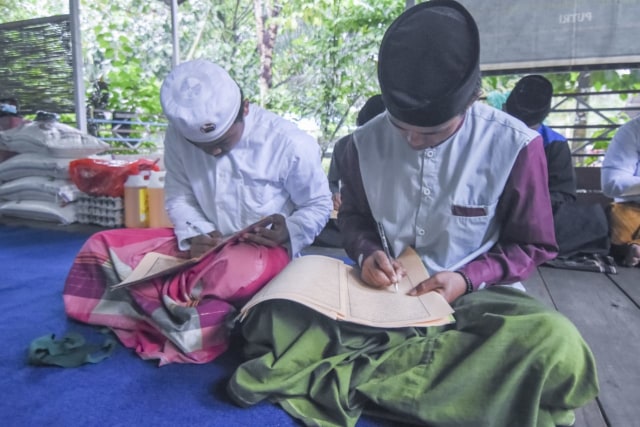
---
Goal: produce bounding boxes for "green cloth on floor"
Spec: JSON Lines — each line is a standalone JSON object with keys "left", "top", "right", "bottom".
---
{"left": 228, "top": 287, "right": 598, "bottom": 427}
{"left": 28, "top": 331, "right": 117, "bottom": 368}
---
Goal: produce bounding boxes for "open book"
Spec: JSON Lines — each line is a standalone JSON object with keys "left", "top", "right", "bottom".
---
{"left": 110, "top": 217, "right": 272, "bottom": 290}
{"left": 240, "top": 247, "right": 455, "bottom": 328}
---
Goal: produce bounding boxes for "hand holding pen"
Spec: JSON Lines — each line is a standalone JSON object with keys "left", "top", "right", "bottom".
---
{"left": 361, "top": 223, "right": 403, "bottom": 292}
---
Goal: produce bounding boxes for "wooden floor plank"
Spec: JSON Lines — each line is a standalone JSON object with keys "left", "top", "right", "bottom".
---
{"left": 574, "top": 399, "right": 607, "bottom": 427}
{"left": 522, "top": 267, "right": 554, "bottom": 307}
{"left": 607, "top": 266, "right": 640, "bottom": 307}
{"left": 525, "top": 269, "right": 606, "bottom": 426}
{"left": 538, "top": 267, "right": 640, "bottom": 427}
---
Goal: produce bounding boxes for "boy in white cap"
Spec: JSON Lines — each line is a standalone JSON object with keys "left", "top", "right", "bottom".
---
{"left": 63, "top": 60, "right": 332, "bottom": 365}
{"left": 228, "top": 1, "right": 598, "bottom": 425}
{"left": 160, "top": 59, "right": 332, "bottom": 257}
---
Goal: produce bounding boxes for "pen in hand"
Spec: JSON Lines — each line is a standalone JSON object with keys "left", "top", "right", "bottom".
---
{"left": 376, "top": 221, "right": 398, "bottom": 293}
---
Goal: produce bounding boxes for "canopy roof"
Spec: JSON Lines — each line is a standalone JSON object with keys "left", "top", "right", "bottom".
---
{"left": 458, "top": 0, "right": 640, "bottom": 74}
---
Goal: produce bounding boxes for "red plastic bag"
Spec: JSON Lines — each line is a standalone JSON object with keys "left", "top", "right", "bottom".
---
{"left": 69, "top": 158, "right": 160, "bottom": 197}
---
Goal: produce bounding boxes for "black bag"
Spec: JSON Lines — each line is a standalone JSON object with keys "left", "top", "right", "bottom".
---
{"left": 553, "top": 202, "right": 610, "bottom": 258}
{"left": 544, "top": 202, "right": 615, "bottom": 273}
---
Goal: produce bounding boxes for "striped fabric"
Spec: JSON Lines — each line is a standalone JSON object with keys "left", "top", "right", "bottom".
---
{"left": 63, "top": 228, "right": 289, "bottom": 365}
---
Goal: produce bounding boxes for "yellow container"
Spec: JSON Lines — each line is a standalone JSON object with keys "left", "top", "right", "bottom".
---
{"left": 147, "top": 170, "right": 173, "bottom": 228}
{"left": 123, "top": 173, "right": 149, "bottom": 228}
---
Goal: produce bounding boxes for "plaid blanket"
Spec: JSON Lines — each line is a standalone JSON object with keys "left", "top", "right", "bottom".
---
{"left": 63, "top": 228, "right": 288, "bottom": 365}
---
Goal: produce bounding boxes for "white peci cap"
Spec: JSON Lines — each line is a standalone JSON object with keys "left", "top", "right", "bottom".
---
{"left": 160, "top": 59, "right": 241, "bottom": 143}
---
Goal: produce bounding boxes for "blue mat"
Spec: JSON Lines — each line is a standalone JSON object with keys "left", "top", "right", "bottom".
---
{"left": 0, "top": 225, "right": 393, "bottom": 427}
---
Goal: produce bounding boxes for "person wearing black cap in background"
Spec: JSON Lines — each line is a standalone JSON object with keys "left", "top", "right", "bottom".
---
{"left": 314, "top": 94, "right": 386, "bottom": 247}
{"left": 62, "top": 59, "right": 332, "bottom": 365}
{"left": 328, "top": 94, "right": 385, "bottom": 212}
{"left": 505, "top": 75, "right": 611, "bottom": 263}
{"left": 228, "top": 1, "right": 598, "bottom": 426}
{"left": 505, "top": 75, "right": 577, "bottom": 210}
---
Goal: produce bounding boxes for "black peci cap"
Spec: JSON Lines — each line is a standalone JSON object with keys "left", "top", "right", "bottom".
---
{"left": 378, "top": 0, "right": 481, "bottom": 127}
{"left": 505, "top": 75, "right": 553, "bottom": 127}
{"left": 356, "top": 94, "right": 385, "bottom": 126}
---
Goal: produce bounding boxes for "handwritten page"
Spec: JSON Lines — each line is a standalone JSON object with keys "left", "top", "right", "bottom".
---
{"left": 345, "top": 268, "right": 453, "bottom": 327}
{"left": 240, "top": 247, "right": 454, "bottom": 328}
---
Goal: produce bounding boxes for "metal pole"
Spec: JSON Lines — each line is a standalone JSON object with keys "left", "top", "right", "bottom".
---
{"left": 69, "top": 0, "right": 87, "bottom": 131}
{"left": 171, "top": 0, "right": 180, "bottom": 67}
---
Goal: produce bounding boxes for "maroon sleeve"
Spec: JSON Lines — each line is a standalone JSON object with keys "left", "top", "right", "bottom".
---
{"left": 459, "top": 136, "right": 559, "bottom": 288}
{"left": 336, "top": 137, "right": 382, "bottom": 265}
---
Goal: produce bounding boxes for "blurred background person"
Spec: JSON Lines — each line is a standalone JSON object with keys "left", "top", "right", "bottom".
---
{"left": 505, "top": 75, "right": 610, "bottom": 263}
{"left": 602, "top": 112, "right": 640, "bottom": 267}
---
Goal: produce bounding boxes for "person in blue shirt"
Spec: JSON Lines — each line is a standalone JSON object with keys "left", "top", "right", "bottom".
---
{"left": 505, "top": 75, "right": 577, "bottom": 210}
{"left": 505, "top": 74, "right": 610, "bottom": 259}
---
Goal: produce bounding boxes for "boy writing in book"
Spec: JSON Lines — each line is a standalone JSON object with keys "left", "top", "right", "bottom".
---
{"left": 227, "top": 1, "right": 598, "bottom": 425}
{"left": 63, "top": 60, "right": 332, "bottom": 365}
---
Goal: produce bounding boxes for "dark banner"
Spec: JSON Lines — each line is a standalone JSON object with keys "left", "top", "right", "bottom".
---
{"left": 458, "top": 0, "right": 640, "bottom": 73}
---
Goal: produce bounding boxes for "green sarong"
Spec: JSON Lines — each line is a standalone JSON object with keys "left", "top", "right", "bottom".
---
{"left": 227, "top": 286, "right": 598, "bottom": 427}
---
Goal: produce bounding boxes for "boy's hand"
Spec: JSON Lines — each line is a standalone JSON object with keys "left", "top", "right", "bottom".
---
{"left": 241, "top": 214, "right": 290, "bottom": 247}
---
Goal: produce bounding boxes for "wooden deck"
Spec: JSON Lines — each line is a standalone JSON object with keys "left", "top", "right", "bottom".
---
{"left": 523, "top": 265, "right": 640, "bottom": 426}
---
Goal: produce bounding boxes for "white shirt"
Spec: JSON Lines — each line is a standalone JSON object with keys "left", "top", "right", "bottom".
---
{"left": 163, "top": 104, "right": 332, "bottom": 256}
{"left": 602, "top": 115, "right": 640, "bottom": 203}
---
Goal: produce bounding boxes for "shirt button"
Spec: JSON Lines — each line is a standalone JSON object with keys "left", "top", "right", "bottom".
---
{"left": 423, "top": 187, "right": 431, "bottom": 196}
{"left": 417, "top": 227, "right": 425, "bottom": 236}
{"left": 426, "top": 150, "right": 435, "bottom": 158}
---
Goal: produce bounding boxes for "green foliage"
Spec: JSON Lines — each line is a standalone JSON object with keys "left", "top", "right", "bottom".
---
{"left": 3, "top": 0, "right": 640, "bottom": 155}
{"left": 481, "top": 69, "right": 640, "bottom": 100}
{"left": 81, "top": 0, "right": 173, "bottom": 121}
{"left": 0, "top": 2, "right": 65, "bottom": 21}
{"left": 269, "top": 0, "right": 403, "bottom": 149}
{"left": 589, "top": 70, "right": 640, "bottom": 96}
